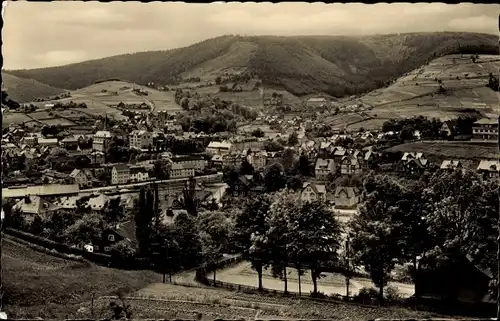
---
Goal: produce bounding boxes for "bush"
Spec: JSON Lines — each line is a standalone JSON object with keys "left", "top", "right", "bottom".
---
{"left": 384, "top": 285, "right": 402, "bottom": 303}
{"left": 355, "top": 287, "right": 379, "bottom": 304}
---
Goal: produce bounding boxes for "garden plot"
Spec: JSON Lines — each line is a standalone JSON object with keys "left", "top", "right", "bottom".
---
{"left": 2, "top": 113, "right": 32, "bottom": 125}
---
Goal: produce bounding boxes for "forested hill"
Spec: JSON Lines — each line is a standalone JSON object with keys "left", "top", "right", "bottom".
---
{"left": 5, "top": 32, "right": 498, "bottom": 97}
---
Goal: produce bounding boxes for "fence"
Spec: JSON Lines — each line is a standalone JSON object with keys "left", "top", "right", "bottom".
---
{"left": 203, "top": 278, "right": 355, "bottom": 304}
{"left": 195, "top": 254, "right": 243, "bottom": 283}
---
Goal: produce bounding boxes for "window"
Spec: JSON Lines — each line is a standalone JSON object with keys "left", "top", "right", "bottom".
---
{"left": 104, "top": 246, "right": 111, "bottom": 252}
{"left": 108, "top": 234, "right": 115, "bottom": 242}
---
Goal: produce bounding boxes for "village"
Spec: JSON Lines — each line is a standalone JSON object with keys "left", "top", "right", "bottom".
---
{"left": 2, "top": 91, "right": 499, "bottom": 257}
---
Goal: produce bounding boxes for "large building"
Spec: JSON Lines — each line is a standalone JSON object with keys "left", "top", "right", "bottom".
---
{"left": 93, "top": 131, "right": 112, "bottom": 152}
{"left": 472, "top": 118, "right": 498, "bottom": 141}
{"left": 129, "top": 130, "right": 153, "bottom": 150}
{"left": 111, "top": 164, "right": 130, "bottom": 185}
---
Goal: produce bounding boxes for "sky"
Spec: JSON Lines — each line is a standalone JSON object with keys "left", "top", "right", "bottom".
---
{"left": 2, "top": 2, "right": 498, "bottom": 70}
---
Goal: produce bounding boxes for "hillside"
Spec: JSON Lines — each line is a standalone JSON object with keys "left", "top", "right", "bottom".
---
{"left": 6, "top": 32, "right": 498, "bottom": 97}
{"left": 1, "top": 72, "right": 66, "bottom": 103}
{"left": 322, "top": 54, "right": 500, "bottom": 131}
{"left": 2, "top": 237, "right": 161, "bottom": 318}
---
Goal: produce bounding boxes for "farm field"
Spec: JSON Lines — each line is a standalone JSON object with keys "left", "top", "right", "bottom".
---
{"left": 23, "top": 80, "right": 182, "bottom": 122}
{"left": 337, "top": 54, "right": 500, "bottom": 130}
{"left": 386, "top": 141, "right": 499, "bottom": 160}
{"left": 134, "top": 280, "right": 447, "bottom": 320}
{"left": 2, "top": 237, "right": 161, "bottom": 319}
{"left": 2, "top": 112, "right": 33, "bottom": 126}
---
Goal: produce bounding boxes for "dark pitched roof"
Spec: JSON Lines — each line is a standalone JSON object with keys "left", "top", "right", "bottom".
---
{"left": 113, "top": 220, "right": 138, "bottom": 246}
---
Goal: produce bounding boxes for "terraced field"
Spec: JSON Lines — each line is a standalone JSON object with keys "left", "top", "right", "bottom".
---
{"left": 340, "top": 54, "right": 500, "bottom": 131}
{"left": 386, "top": 141, "right": 499, "bottom": 160}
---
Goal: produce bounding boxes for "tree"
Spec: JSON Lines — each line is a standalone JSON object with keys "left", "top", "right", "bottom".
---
{"left": 215, "top": 76, "right": 222, "bottom": 85}
{"left": 264, "top": 163, "right": 286, "bottom": 192}
{"left": 296, "top": 154, "right": 312, "bottom": 176}
{"left": 153, "top": 159, "right": 171, "bottom": 180}
{"left": 280, "top": 148, "right": 295, "bottom": 172}
{"left": 288, "top": 131, "right": 299, "bottom": 146}
{"left": 104, "top": 197, "right": 124, "bottom": 223}
{"left": 196, "top": 211, "right": 232, "bottom": 282}
{"left": 233, "top": 195, "right": 272, "bottom": 291}
{"left": 240, "top": 160, "right": 254, "bottom": 176}
{"left": 422, "top": 169, "right": 498, "bottom": 298}
{"left": 64, "top": 213, "right": 108, "bottom": 248}
{"left": 150, "top": 224, "right": 180, "bottom": 283}
{"left": 349, "top": 174, "right": 404, "bottom": 303}
{"left": 134, "top": 186, "right": 155, "bottom": 255}
{"left": 267, "top": 191, "right": 342, "bottom": 296}
{"left": 251, "top": 128, "right": 265, "bottom": 138}
{"left": 173, "top": 211, "right": 203, "bottom": 269}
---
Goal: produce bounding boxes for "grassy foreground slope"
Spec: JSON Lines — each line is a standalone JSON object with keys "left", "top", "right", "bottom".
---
{"left": 6, "top": 32, "right": 497, "bottom": 97}
{"left": 1, "top": 72, "right": 66, "bottom": 103}
{"left": 2, "top": 237, "right": 161, "bottom": 318}
{"left": 3, "top": 236, "right": 456, "bottom": 320}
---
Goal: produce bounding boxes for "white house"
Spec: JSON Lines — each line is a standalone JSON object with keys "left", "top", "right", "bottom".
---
{"left": 306, "top": 97, "right": 328, "bottom": 109}
{"left": 300, "top": 182, "right": 327, "bottom": 202}
{"left": 111, "top": 164, "right": 130, "bottom": 185}
{"left": 129, "top": 130, "right": 153, "bottom": 150}
{"left": 129, "top": 166, "right": 150, "bottom": 182}
{"left": 477, "top": 160, "right": 500, "bottom": 178}
{"left": 37, "top": 138, "right": 59, "bottom": 147}
{"left": 93, "top": 131, "right": 112, "bottom": 152}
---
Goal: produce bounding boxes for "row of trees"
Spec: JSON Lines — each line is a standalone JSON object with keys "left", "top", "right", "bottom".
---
{"left": 381, "top": 116, "right": 444, "bottom": 140}
{"left": 223, "top": 168, "right": 498, "bottom": 303}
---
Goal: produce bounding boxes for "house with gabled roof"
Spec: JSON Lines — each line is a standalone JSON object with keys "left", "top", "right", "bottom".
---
{"left": 93, "top": 130, "right": 112, "bottom": 152}
{"left": 402, "top": 152, "right": 423, "bottom": 162}
{"left": 315, "top": 158, "right": 335, "bottom": 181}
{"left": 300, "top": 182, "right": 327, "bottom": 202}
{"left": 100, "top": 220, "right": 138, "bottom": 253}
{"left": 111, "top": 164, "right": 130, "bottom": 185}
{"left": 206, "top": 141, "right": 233, "bottom": 156}
{"left": 13, "top": 195, "right": 60, "bottom": 223}
{"left": 69, "top": 169, "right": 91, "bottom": 188}
{"left": 334, "top": 186, "right": 360, "bottom": 210}
{"left": 440, "top": 160, "right": 462, "bottom": 171}
{"left": 130, "top": 166, "right": 150, "bottom": 182}
{"left": 340, "top": 154, "right": 363, "bottom": 176}
{"left": 477, "top": 160, "right": 500, "bottom": 178}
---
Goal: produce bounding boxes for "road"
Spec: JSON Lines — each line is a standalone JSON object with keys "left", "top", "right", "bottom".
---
{"left": 207, "top": 261, "right": 415, "bottom": 298}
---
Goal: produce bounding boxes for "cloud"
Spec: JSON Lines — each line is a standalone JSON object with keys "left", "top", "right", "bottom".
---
{"left": 2, "top": 2, "right": 498, "bottom": 69}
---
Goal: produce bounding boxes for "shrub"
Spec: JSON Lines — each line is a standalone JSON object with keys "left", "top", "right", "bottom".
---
{"left": 384, "top": 285, "right": 402, "bottom": 303}
{"left": 355, "top": 286, "right": 379, "bottom": 304}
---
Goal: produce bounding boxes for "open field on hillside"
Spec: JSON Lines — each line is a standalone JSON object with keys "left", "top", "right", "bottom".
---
{"left": 1, "top": 72, "right": 66, "bottom": 103}
{"left": 3, "top": 238, "right": 161, "bottom": 319}
{"left": 338, "top": 55, "right": 500, "bottom": 130}
{"left": 2, "top": 113, "right": 33, "bottom": 126}
{"left": 386, "top": 141, "right": 499, "bottom": 160}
